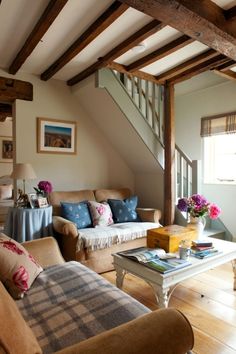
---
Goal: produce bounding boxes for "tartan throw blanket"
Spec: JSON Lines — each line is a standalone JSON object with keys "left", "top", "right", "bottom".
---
{"left": 78, "top": 221, "right": 160, "bottom": 251}
{"left": 17, "top": 261, "right": 150, "bottom": 353}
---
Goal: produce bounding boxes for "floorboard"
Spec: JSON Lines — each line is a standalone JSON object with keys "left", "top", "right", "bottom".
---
{"left": 102, "top": 262, "right": 236, "bottom": 354}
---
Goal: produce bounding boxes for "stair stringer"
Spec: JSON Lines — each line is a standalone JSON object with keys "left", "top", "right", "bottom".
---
{"left": 96, "top": 68, "right": 164, "bottom": 169}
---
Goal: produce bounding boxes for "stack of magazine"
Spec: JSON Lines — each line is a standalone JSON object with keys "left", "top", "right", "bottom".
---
{"left": 118, "top": 247, "right": 191, "bottom": 274}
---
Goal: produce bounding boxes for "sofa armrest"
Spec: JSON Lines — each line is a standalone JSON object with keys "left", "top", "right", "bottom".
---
{"left": 52, "top": 216, "right": 80, "bottom": 262}
{"left": 22, "top": 237, "right": 65, "bottom": 268}
{"left": 52, "top": 216, "right": 78, "bottom": 239}
{"left": 54, "top": 308, "right": 194, "bottom": 354}
{"left": 136, "top": 208, "right": 162, "bottom": 223}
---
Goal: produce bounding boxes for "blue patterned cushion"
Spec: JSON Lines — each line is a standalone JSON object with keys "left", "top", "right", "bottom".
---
{"left": 107, "top": 196, "right": 140, "bottom": 223}
{"left": 60, "top": 201, "right": 92, "bottom": 229}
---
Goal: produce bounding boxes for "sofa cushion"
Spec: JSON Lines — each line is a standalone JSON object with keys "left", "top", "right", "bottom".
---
{"left": 77, "top": 221, "right": 160, "bottom": 251}
{"left": 95, "top": 188, "right": 131, "bottom": 202}
{"left": 61, "top": 201, "right": 92, "bottom": 229}
{"left": 0, "top": 233, "right": 43, "bottom": 299}
{"left": 17, "top": 261, "right": 150, "bottom": 354}
{"left": 49, "top": 189, "right": 96, "bottom": 216}
{"left": 88, "top": 201, "right": 114, "bottom": 227}
{"left": 108, "top": 196, "right": 140, "bottom": 223}
{"left": 0, "top": 281, "right": 42, "bottom": 354}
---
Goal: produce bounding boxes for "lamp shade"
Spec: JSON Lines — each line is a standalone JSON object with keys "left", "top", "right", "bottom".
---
{"left": 11, "top": 163, "right": 37, "bottom": 180}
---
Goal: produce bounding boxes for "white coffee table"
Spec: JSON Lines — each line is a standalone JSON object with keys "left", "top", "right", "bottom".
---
{"left": 113, "top": 238, "right": 236, "bottom": 308}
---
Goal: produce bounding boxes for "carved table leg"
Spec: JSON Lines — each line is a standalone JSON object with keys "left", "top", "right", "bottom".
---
{"left": 149, "top": 283, "right": 170, "bottom": 308}
{"left": 114, "top": 265, "right": 126, "bottom": 289}
{"left": 232, "top": 259, "right": 236, "bottom": 290}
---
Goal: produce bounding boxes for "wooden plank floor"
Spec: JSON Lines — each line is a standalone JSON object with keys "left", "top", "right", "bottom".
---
{"left": 102, "top": 262, "right": 236, "bottom": 354}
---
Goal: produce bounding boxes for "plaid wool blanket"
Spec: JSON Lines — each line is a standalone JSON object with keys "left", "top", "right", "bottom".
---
{"left": 17, "top": 261, "right": 150, "bottom": 353}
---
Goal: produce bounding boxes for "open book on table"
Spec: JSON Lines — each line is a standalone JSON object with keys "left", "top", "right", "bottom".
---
{"left": 118, "top": 247, "right": 191, "bottom": 274}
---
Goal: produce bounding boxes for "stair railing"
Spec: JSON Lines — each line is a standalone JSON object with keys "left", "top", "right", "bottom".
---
{"left": 112, "top": 69, "right": 197, "bottom": 202}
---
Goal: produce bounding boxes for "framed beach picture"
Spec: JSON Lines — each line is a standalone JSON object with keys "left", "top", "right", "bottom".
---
{"left": 37, "top": 117, "right": 77, "bottom": 154}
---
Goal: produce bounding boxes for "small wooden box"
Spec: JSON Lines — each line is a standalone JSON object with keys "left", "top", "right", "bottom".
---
{"left": 147, "top": 224, "right": 197, "bottom": 253}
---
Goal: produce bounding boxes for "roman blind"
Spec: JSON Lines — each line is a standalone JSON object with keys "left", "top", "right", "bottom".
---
{"left": 201, "top": 112, "right": 236, "bottom": 137}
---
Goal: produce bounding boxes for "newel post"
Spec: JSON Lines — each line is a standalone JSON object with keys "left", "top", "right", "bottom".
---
{"left": 164, "top": 83, "right": 175, "bottom": 225}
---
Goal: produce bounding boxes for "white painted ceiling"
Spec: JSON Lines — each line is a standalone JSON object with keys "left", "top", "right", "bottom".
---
{"left": 0, "top": 0, "right": 235, "bottom": 88}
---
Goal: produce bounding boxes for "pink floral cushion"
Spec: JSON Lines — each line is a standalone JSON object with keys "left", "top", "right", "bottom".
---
{"left": 88, "top": 201, "right": 114, "bottom": 227}
{"left": 0, "top": 233, "right": 43, "bottom": 299}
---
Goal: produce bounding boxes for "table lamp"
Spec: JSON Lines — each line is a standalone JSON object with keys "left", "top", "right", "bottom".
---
{"left": 11, "top": 163, "right": 37, "bottom": 194}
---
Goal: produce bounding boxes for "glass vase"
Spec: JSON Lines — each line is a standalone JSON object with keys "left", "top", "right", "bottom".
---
{"left": 188, "top": 215, "right": 206, "bottom": 239}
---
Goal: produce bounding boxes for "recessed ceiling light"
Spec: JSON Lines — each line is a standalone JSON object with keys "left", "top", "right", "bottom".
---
{"left": 132, "top": 41, "right": 146, "bottom": 53}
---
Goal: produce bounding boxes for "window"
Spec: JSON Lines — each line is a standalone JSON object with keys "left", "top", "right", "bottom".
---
{"left": 203, "top": 134, "right": 236, "bottom": 184}
{"left": 201, "top": 111, "right": 236, "bottom": 184}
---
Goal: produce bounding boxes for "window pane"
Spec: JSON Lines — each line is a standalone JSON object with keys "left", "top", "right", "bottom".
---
{"left": 203, "top": 134, "right": 236, "bottom": 184}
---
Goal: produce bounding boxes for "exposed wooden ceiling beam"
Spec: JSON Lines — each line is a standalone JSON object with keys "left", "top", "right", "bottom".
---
{"left": 128, "top": 35, "right": 193, "bottom": 72}
{"left": 0, "top": 77, "right": 33, "bottom": 102}
{"left": 168, "top": 55, "right": 230, "bottom": 85}
{"left": 155, "top": 49, "right": 219, "bottom": 83}
{"left": 41, "top": 1, "right": 129, "bottom": 81}
{"left": 119, "top": 0, "right": 236, "bottom": 60}
{"left": 214, "top": 69, "right": 236, "bottom": 81}
{"left": 67, "top": 20, "right": 165, "bottom": 86}
{"left": 9, "top": 0, "right": 68, "bottom": 75}
{"left": 0, "top": 103, "right": 12, "bottom": 122}
{"left": 224, "top": 6, "right": 236, "bottom": 20}
{"left": 213, "top": 59, "right": 236, "bottom": 71}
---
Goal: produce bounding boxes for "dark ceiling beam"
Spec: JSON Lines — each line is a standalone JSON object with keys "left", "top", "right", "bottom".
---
{"left": 119, "top": 0, "right": 236, "bottom": 60}
{"left": 224, "top": 6, "right": 236, "bottom": 20}
{"left": 155, "top": 49, "right": 219, "bottom": 83}
{"left": 67, "top": 20, "right": 165, "bottom": 86}
{"left": 213, "top": 59, "right": 236, "bottom": 71}
{"left": 0, "top": 103, "right": 12, "bottom": 121}
{"left": 9, "top": 0, "right": 68, "bottom": 75}
{"left": 128, "top": 35, "right": 193, "bottom": 72}
{"left": 41, "top": 1, "right": 129, "bottom": 81}
{"left": 159, "top": 51, "right": 220, "bottom": 83}
{"left": 168, "top": 55, "right": 230, "bottom": 85}
{"left": 0, "top": 77, "right": 33, "bottom": 102}
{"left": 214, "top": 69, "right": 236, "bottom": 81}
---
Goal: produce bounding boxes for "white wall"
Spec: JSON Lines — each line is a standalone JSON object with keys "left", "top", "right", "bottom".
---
{"left": 0, "top": 119, "right": 12, "bottom": 176}
{"left": 0, "top": 69, "right": 134, "bottom": 193}
{"left": 175, "top": 80, "right": 236, "bottom": 239}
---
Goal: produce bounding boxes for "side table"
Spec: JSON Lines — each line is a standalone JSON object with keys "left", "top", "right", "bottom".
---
{"left": 4, "top": 206, "right": 53, "bottom": 243}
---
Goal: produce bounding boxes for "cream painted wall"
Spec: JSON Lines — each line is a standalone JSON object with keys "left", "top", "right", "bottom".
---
{"left": 0, "top": 119, "right": 12, "bottom": 176}
{"left": 0, "top": 69, "right": 134, "bottom": 193}
{"left": 175, "top": 80, "right": 236, "bottom": 239}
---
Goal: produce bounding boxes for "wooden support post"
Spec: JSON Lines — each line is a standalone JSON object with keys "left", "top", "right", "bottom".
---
{"left": 164, "top": 83, "right": 175, "bottom": 225}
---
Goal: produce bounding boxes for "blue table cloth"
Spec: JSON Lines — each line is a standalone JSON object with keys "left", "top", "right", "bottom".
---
{"left": 4, "top": 206, "right": 53, "bottom": 243}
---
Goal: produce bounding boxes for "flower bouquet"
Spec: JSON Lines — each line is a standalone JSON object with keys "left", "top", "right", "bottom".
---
{"left": 34, "top": 181, "right": 53, "bottom": 197}
{"left": 177, "top": 194, "right": 221, "bottom": 220}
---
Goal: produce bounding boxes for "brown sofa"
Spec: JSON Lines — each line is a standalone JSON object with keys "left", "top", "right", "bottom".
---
{"left": 49, "top": 188, "right": 162, "bottom": 273}
{"left": 0, "top": 237, "right": 194, "bottom": 354}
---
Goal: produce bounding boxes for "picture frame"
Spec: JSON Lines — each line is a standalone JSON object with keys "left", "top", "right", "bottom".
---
{"left": 0, "top": 137, "right": 13, "bottom": 162}
{"left": 37, "top": 117, "right": 77, "bottom": 154}
{"left": 27, "top": 193, "right": 38, "bottom": 208}
{"left": 37, "top": 197, "right": 49, "bottom": 208}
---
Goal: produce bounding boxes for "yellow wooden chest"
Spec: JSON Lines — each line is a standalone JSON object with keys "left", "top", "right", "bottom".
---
{"left": 147, "top": 224, "right": 197, "bottom": 253}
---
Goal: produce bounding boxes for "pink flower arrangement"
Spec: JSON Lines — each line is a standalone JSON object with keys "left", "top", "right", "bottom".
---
{"left": 34, "top": 180, "right": 53, "bottom": 196}
{"left": 177, "top": 194, "right": 221, "bottom": 220}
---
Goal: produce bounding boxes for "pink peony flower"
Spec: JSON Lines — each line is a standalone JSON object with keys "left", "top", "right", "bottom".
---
{"left": 13, "top": 266, "right": 29, "bottom": 291}
{"left": 209, "top": 204, "right": 221, "bottom": 219}
{"left": 38, "top": 181, "right": 53, "bottom": 194}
